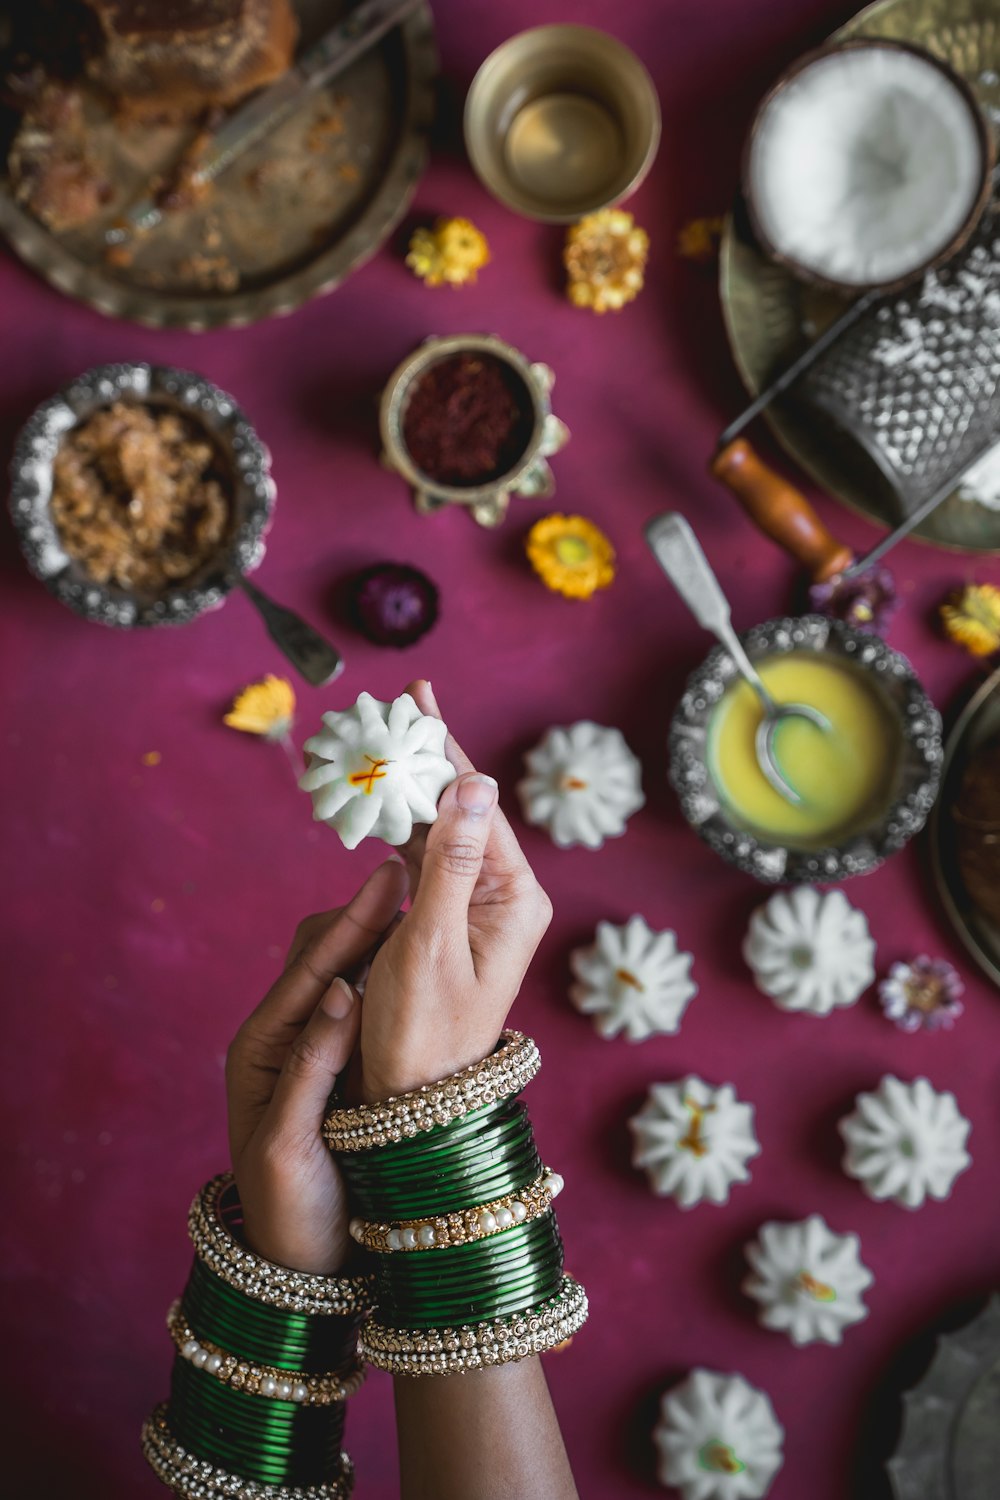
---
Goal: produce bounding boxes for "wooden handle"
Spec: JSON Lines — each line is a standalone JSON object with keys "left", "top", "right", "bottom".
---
{"left": 711, "top": 438, "right": 854, "bottom": 583}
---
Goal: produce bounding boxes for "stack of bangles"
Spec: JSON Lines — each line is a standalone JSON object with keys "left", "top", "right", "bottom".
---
{"left": 143, "top": 1032, "right": 586, "bottom": 1495}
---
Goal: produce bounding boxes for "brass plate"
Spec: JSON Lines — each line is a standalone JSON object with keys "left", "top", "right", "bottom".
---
{"left": 719, "top": 0, "right": 1000, "bottom": 553}
{"left": 0, "top": 0, "right": 436, "bottom": 329}
{"left": 930, "top": 663, "right": 1000, "bottom": 991}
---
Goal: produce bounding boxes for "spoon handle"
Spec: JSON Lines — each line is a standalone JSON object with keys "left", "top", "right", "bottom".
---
{"left": 238, "top": 577, "right": 344, "bottom": 687}
{"left": 644, "top": 511, "right": 771, "bottom": 704}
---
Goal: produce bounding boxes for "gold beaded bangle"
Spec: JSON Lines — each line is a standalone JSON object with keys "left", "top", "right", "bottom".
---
{"left": 347, "top": 1167, "right": 564, "bottom": 1254}
{"left": 188, "top": 1173, "right": 374, "bottom": 1316}
{"left": 322, "top": 1031, "right": 541, "bottom": 1153}
{"left": 141, "top": 1406, "right": 354, "bottom": 1499}
{"left": 358, "top": 1274, "right": 589, "bottom": 1376}
{"left": 166, "top": 1302, "right": 366, "bottom": 1406}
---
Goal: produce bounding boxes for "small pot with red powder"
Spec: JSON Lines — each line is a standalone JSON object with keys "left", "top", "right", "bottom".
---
{"left": 379, "top": 333, "right": 569, "bottom": 527}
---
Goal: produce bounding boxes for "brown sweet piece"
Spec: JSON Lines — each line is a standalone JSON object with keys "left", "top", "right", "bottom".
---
{"left": 82, "top": 0, "right": 298, "bottom": 120}
{"left": 51, "top": 402, "right": 231, "bottom": 593}
{"left": 8, "top": 81, "right": 111, "bottom": 232}
{"left": 953, "top": 734, "right": 1000, "bottom": 924}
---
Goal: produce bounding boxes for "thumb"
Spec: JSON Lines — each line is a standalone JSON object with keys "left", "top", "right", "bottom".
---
{"left": 410, "top": 772, "right": 499, "bottom": 932}
{"left": 266, "top": 978, "right": 361, "bottom": 1145}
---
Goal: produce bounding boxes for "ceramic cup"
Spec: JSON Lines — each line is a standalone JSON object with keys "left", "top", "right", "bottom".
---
{"left": 464, "top": 25, "right": 660, "bottom": 223}
{"left": 379, "top": 333, "right": 569, "bottom": 527}
{"left": 668, "top": 615, "right": 943, "bottom": 883}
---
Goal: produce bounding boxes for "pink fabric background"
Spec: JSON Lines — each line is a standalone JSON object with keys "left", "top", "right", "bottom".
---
{"left": 3, "top": 1, "right": 1000, "bottom": 1495}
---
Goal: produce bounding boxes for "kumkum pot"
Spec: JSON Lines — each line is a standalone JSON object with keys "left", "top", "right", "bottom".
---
{"left": 668, "top": 615, "right": 943, "bottom": 883}
{"left": 379, "top": 333, "right": 569, "bottom": 527}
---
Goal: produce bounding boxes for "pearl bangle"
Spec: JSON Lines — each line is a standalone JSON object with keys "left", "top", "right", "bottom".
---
{"left": 359, "top": 1274, "right": 589, "bottom": 1376}
{"left": 167, "top": 1302, "right": 366, "bottom": 1406}
{"left": 347, "top": 1168, "right": 564, "bottom": 1254}
{"left": 322, "top": 1031, "right": 541, "bottom": 1153}
{"left": 142, "top": 1406, "right": 354, "bottom": 1499}
{"left": 188, "top": 1174, "right": 373, "bottom": 1316}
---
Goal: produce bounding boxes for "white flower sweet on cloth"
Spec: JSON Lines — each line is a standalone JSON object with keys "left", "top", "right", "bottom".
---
{"left": 839, "top": 1075, "right": 972, "bottom": 1209}
{"left": 630, "top": 1076, "right": 760, "bottom": 1208}
{"left": 300, "top": 692, "right": 456, "bottom": 850}
{"left": 743, "top": 886, "right": 875, "bottom": 1016}
{"left": 516, "top": 721, "right": 644, "bottom": 849}
{"left": 654, "top": 1368, "right": 784, "bottom": 1499}
{"left": 569, "top": 915, "right": 697, "bottom": 1041}
{"left": 743, "top": 1214, "right": 873, "bottom": 1347}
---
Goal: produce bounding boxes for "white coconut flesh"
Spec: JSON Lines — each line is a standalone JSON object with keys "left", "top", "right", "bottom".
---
{"left": 748, "top": 46, "right": 985, "bottom": 287}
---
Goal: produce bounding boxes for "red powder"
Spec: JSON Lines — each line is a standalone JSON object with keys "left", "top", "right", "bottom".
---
{"left": 401, "top": 353, "right": 533, "bottom": 487}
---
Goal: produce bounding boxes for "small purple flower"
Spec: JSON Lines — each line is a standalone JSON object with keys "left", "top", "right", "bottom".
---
{"left": 878, "top": 956, "right": 964, "bottom": 1033}
{"left": 809, "top": 565, "right": 897, "bottom": 635}
{"left": 349, "top": 563, "right": 439, "bottom": 648}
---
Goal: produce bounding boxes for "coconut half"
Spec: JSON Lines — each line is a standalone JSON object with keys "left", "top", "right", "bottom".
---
{"left": 746, "top": 40, "right": 991, "bottom": 290}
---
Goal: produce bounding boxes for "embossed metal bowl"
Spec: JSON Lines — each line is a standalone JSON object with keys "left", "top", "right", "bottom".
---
{"left": 8, "top": 363, "right": 275, "bottom": 629}
{"left": 668, "top": 615, "right": 943, "bottom": 883}
{"left": 379, "top": 333, "right": 569, "bottom": 528}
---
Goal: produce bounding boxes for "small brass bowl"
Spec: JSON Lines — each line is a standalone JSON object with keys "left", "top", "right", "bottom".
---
{"left": 464, "top": 25, "right": 660, "bottom": 223}
{"left": 379, "top": 333, "right": 569, "bottom": 527}
{"left": 668, "top": 616, "right": 943, "bottom": 883}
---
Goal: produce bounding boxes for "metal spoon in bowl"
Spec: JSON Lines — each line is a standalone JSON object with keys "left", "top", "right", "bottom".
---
{"left": 645, "top": 511, "right": 829, "bottom": 805}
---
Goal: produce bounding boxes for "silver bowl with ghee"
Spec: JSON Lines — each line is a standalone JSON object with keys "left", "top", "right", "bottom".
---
{"left": 669, "top": 616, "right": 942, "bottom": 883}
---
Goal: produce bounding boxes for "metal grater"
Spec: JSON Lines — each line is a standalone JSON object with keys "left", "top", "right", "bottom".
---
{"left": 800, "top": 203, "right": 1000, "bottom": 527}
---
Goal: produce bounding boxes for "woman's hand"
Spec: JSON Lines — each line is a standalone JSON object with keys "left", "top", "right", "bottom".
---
{"left": 225, "top": 858, "right": 408, "bottom": 1273}
{"left": 352, "top": 679, "right": 553, "bottom": 1103}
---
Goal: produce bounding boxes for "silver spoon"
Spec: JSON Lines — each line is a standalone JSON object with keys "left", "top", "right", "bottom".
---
{"left": 645, "top": 511, "right": 829, "bottom": 805}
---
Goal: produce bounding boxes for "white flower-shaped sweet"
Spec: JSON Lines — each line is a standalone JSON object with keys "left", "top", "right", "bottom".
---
{"left": 300, "top": 692, "right": 456, "bottom": 850}
{"left": 743, "top": 1215, "right": 873, "bottom": 1347}
{"left": 654, "top": 1368, "right": 784, "bottom": 1500}
{"left": 743, "top": 887, "right": 875, "bottom": 1016}
{"left": 570, "top": 915, "right": 697, "bottom": 1042}
{"left": 839, "top": 1075, "right": 972, "bottom": 1209}
{"left": 630, "top": 1077, "right": 760, "bottom": 1208}
{"left": 517, "top": 721, "right": 644, "bottom": 849}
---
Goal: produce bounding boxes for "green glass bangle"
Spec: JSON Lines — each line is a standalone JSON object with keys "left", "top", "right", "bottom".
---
{"left": 372, "top": 1215, "right": 564, "bottom": 1328}
{"left": 182, "top": 1259, "right": 361, "bottom": 1374}
{"left": 168, "top": 1357, "right": 345, "bottom": 1487}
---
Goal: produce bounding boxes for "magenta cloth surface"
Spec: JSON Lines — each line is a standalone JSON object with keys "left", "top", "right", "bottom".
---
{"left": 3, "top": 2, "right": 1000, "bottom": 1496}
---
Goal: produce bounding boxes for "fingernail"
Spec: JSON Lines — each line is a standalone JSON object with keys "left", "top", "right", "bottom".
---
{"left": 385, "top": 852, "right": 405, "bottom": 866}
{"left": 455, "top": 772, "right": 498, "bottom": 817}
{"left": 424, "top": 680, "right": 441, "bottom": 714}
{"left": 323, "top": 976, "right": 355, "bottom": 1020}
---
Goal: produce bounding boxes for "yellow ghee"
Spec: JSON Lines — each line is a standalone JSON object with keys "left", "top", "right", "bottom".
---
{"left": 707, "top": 653, "right": 900, "bottom": 848}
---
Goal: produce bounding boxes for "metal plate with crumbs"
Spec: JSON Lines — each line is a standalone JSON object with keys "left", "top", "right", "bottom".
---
{"left": 0, "top": 0, "right": 436, "bottom": 328}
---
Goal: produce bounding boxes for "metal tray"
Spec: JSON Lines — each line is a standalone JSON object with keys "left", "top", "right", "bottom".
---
{"left": 719, "top": 0, "right": 1000, "bottom": 554}
{"left": 930, "top": 662, "right": 1000, "bottom": 991}
{"left": 0, "top": 0, "right": 436, "bottom": 329}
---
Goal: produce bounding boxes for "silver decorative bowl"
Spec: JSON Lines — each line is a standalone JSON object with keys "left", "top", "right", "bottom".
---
{"left": 379, "top": 333, "right": 569, "bottom": 527}
{"left": 668, "top": 615, "right": 943, "bottom": 883}
{"left": 8, "top": 363, "right": 275, "bottom": 629}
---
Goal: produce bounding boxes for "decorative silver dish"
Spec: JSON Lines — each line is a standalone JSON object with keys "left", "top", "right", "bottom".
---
{"left": 668, "top": 615, "right": 943, "bottom": 883}
{"left": 889, "top": 1296, "right": 1000, "bottom": 1500}
{"left": 9, "top": 362, "right": 274, "bottom": 629}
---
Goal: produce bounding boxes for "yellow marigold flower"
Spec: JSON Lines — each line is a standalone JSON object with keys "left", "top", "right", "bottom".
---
{"left": 941, "top": 583, "right": 1000, "bottom": 657}
{"left": 676, "top": 215, "right": 725, "bottom": 262}
{"left": 405, "top": 217, "right": 490, "bottom": 287}
{"left": 564, "top": 209, "right": 648, "bottom": 314}
{"left": 224, "top": 675, "right": 296, "bottom": 739}
{"left": 526, "top": 514, "right": 616, "bottom": 600}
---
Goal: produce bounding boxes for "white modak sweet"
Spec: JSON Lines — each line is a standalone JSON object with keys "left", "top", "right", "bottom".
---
{"left": 517, "top": 721, "right": 644, "bottom": 849}
{"left": 654, "top": 1368, "right": 785, "bottom": 1500}
{"left": 839, "top": 1075, "right": 972, "bottom": 1209}
{"left": 743, "top": 1214, "right": 873, "bottom": 1347}
{"left": 630, "top": 1076, "right": 761, "bottom": 1209}
{"left": 743, "top": 886, "right": 876, "bottom": 1016}
{"left": 300, "top": 692, "right": 456, "bottom": 850}
{"left": 570, "top": 915, "right": 697, "bottom": 1042}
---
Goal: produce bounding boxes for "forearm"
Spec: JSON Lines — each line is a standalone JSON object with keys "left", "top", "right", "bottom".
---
{"left": 394, "top": 1359, "right": 578, "bottom": 1500}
